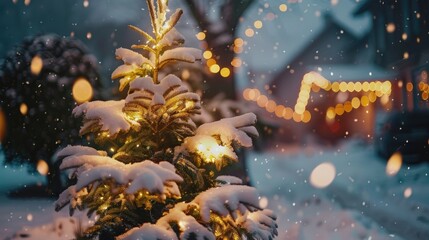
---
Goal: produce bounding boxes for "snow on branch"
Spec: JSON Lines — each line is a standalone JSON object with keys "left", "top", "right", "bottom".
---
{"left": 55, "top": 148, "right": 183, "bottom": 211}
{"left": 236, "top": 209, "right": 278, "bottom": 240}
{"left": 73, "top": 100, "right": 140, "bottom": 137}
{"left": 56, "top": 145, "right": 107, "bottom": 159}
{"left": 192, "top": 185, "right": 260, "bottom": 222}
{"left": 158, "top": 27, "right": 185, "bottom": 49}
{"left": 175, "top": 113, "right": 258, "bottom": 165}
{"left": 118, "top": 202, "right": 215, "bottom": 240}
{"left": 196, "top": 112, "right": 258, "bottom": 147}
{"left": 119, "top": 186, "right": 277, "bottom": 240}
{"left": 115, "top": 48, "right": 153, "bottom": 68}
{"left": 159, "top": 47, "right": 202, "bottom": 67}
{"left": 124, "top": 74, "right": 200, "bottom": 115}
{"left": 118, "top": 223, "right": 179, "bottom": 240}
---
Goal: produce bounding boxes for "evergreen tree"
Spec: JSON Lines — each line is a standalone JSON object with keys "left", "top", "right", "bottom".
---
{"left": 55, "top": 1, "right": 277, "bottom": 239}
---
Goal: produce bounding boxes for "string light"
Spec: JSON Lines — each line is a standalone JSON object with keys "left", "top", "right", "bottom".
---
{"left": 245, "top": 28, "right": 255, "bottom": 37}
{"left": 243, "top": 72, "right": 393, "bottom": 123}
{"left": 196, "top": 32, "right": 206, "bottom": 40}
{"left": 203, "top": 50, "right": 212, "bottom": 59}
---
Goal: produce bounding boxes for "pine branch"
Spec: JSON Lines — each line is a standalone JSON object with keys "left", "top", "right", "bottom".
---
{"left": 128, "top": 25, "right": 156, "bottom": 44}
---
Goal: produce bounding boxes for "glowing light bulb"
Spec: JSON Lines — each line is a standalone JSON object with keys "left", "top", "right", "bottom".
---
{"left": 220, "top": 67, "right": 230, "bottom": 78}
{"left": 209, "top": 64, "right": 220, "bottom": 73}
{"left": 196, "top": 32, "right": 206, "bottom": 40}
{"left": 203, "top": 50, "right": 212, "bottom": 59}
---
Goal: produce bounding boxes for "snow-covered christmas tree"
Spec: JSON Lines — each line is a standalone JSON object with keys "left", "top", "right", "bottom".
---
{"left": 55, "top": 1, "right": 277, "bottom": 239}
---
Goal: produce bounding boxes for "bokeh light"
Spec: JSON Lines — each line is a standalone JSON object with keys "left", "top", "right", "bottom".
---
{"left": 30, "top": 55, "right": 43, "bottom": 76}
{"left": 72, "top": 78, "right": 93, "bottom": 103}
{"left": 36, "top": 159, "right": 49, "bottom": 176}
{"left": 310, "top": 162, "right": 336, "bottom": 189}
{"left": 386, "top": 152, "right": 402, "bottom": 176}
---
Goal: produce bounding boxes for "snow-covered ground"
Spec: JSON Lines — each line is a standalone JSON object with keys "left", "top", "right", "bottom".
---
{"left": 1, "top": 140, "right": 429, "bottom": 239}
{"left": 248, "top": 140, "right": 429, "bottom": 240}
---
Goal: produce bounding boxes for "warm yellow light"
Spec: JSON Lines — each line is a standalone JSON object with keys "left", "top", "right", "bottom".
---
{"left": 72, "top": 78, "right": 93, "bottom": 103}
{"left": 422, "top": 91, "right": 428, "bottom": 100}
{"left": 362, "top": 82, "right": 370, "bottom": 92}
{"left": 243, "top": 89, "right": 251, "bottom": 100}
{"left": 403, "top": 52, "right": 409, "bottom": 59}
{"left": 361, "top": 95, "right": 369, "bottom": 106}
{"left": 196, "top": 141, "right": 228, "bottom": 163}
{"left": 283, "top": 107, "right": 293, "bottom": 120}
{"left": 402, "top": 33, "right": 408, "bottom": 40}
{"left": 37, "top": 159, "right": 49, "bottom": 176}
{"left": 245, "top": 28, "right": 255, "bottom": 37}
{"left": 386, "top": 23, "right": 395, "bottom": 33}
{"left": 220, "top": 67, "right": 230, "bottom": 78}
{"left": 231, "top": 58, "right": 242, "bottom": 68}
{"left": 233, "top": 46, "right": 243, "bottom": 54}
{"left": 196, "top": 32, "right": 206, "bottom": 40}
{"left": 248, "top": 88, "right": 260, "bottom": 101}
{"left": 30, "top": 55, "right": 43, "bottom": 76}
{"left": 274, "top": 105, "right": 285, "bottom": 118}
{"left": 254, "top": 20, "right": 263, "bottom": 29}
{"left": 339, "top": 82, "right": 348, "bottom": 92}
{"left": 351, "top": 97, "right": 360, "bottom": 109}
{"left": 209, "top": 64, "right": 220, "bottom": 73}
{"left": 386, "top": 152, "right": 402, "bottom": 176}
{"left": 369, "top": 82, "right": 376, "bottom": 91}
{"left": 302, "top": 110, "right": 311, "bottom": 123}
{"left": 203, "top": 50, "right": 212, "bottom": 59}
{"left": 331, "top": 82, "right": 339, "bottom": 92}
{"left": 380, "top": 94, "right": 389, "bottom": 105}
{"left": 206, "top": 58, "right": 216, "bottom": 67}
{"left": 344, "top": 101, "right": 352, "bottom": 112}
{"left": 266, "top": 100, "right": 276, "bottom": 113}
{"left": 234, "top": 38, "right": 244, "bottom": 47}
{"left": 347, "top": 82, "right": 354, "bottom": 92}
{"left": 86, "top": 32, "right": 92, "bottom": 39}
{"left": 382, "top": 81, "right": 392, "bottom": 93}
{"left": 354, "top": 82, "right": 362, "bottom": 92}
{"left": 369, "top": 92, "right": 377, "bottom": 103}
{"left": 279, "top": 4, "right": 288, "bottom": 12}
{"left": 335, "top": 104, "right": 344, "bottom": 116}
{"left": 257, "top": 95, "right": 268, "bottom": 107}
{"left": 294, "top": 102, "right": 305, "bottom": 114}
{"left": 406, "top": 82, "right": 413, "bottom": 92}
{"left": 310, "top": 162, "right": 336, "bottom": 188}
{"left": 326, "top": 107, "right": 335, "bottom": 120}
{"left": 20, "top": 103, "right": 28, "bottom": 115}
{"left": 292, "top": 112, "right": 301, "bottom": 122}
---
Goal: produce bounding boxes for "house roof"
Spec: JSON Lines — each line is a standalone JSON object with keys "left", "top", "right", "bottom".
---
{"left": 237, "top": 0, "right": 371, "bottom": 72}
